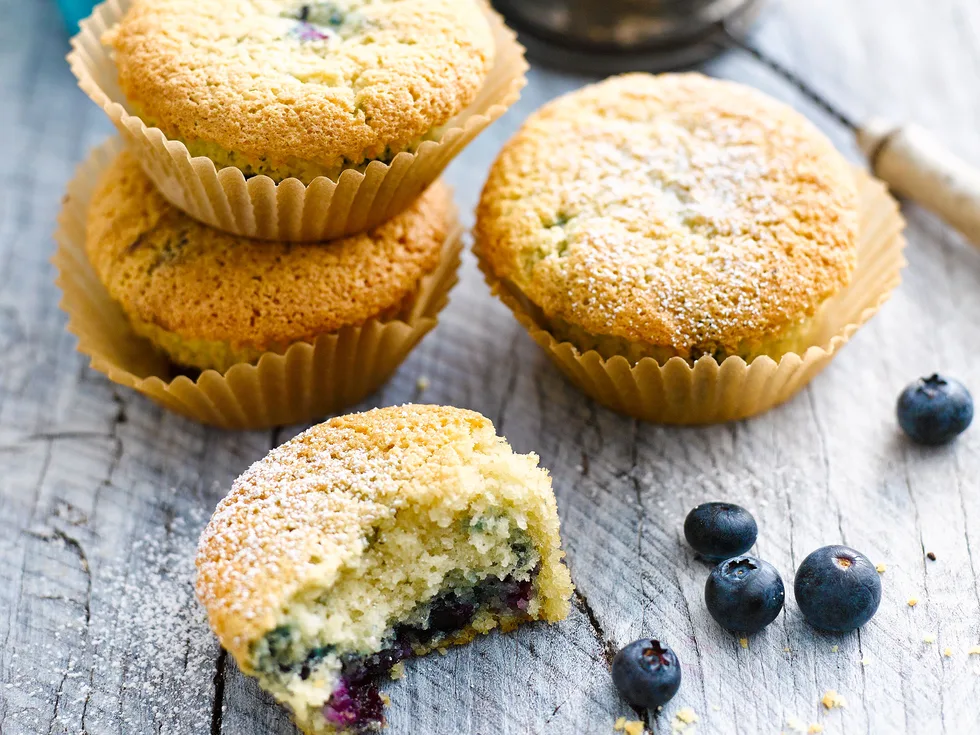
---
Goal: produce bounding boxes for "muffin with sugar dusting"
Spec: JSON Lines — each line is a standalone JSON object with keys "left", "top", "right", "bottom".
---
{"left": 102, "top": 0, "right": 495, "bottom": 183}
{"left": 195, "top": 404, "right": 573, "bottom": 735}
{"left": 475, "top": 72, "right": 859, "bottom": 365}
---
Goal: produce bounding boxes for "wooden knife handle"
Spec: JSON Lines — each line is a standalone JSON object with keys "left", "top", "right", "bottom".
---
{"left": 857, "top": 119, "right": 980, "bottom": 247}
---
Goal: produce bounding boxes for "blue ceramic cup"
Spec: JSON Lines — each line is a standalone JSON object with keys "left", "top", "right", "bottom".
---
{"left": 55, "top": 0, "right": 99, "bottom": 34}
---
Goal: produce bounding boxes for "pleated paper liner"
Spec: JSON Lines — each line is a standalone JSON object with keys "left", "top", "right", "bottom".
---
{"left": 67, "top": 0, "right": 527, "bottom": 242}
{"left": 54, "top": 138, "right": 462, "bottom": 430}
{"left": 476, "top": 168, "right": 907, "bottom": 425}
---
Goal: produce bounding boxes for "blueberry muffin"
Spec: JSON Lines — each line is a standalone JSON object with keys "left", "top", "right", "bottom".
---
{"left": 475, "top": 73, "right": 859, "bottom": 364}
{"left": 196, "top": 404, "right": 573, "bottom": 734}
{"left": 85, "top": 151, "right": 454, "bottom": 372}
{"left": 103, "top": 0, "right": 495, "bottom": 183}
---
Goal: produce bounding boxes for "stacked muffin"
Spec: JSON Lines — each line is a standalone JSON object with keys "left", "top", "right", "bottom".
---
{"left": 62, "top": 0, "right": 525, "bottom": 428}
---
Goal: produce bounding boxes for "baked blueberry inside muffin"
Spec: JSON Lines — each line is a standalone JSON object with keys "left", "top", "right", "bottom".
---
{"left": 196, "top": 405, "right": 573, "bottom": 734}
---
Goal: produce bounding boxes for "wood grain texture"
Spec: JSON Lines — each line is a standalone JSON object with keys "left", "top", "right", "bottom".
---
{"left": 1, "top": 0, "right": 979, "bottom": 733}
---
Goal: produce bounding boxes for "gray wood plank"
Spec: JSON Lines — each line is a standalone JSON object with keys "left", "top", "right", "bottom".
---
{"left": 2, "top": 0, "right": 980, "bottom": 733}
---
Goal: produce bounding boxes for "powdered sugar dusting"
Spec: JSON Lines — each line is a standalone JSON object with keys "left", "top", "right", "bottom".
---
{"left": 478, "top": 73, "right": 858, "bottom": 355}
{"left": 196, "top": 435, "right": 392, "bottom": 654}
{"left": 194, "top": 405, "right": 496, "bottom": 663}
{"left": 3, "top": 507, "right": 217, "bottom": 734}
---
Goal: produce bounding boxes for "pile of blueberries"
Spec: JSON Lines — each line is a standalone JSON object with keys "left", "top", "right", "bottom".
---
{"left": 611, "top": 373, "right": 974, "bottom": 713}
{"left": 611, "top": 502, "right": 881, "bottom": 712}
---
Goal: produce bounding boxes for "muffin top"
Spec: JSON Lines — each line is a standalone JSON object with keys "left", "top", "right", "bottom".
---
{"left": 86, "top": 151, "right": 452, "bottom": 349}
{"left": 105, "top": 0, "right": 495, "bottom": 169}
{"left": 195, "top": 404, "right": 564, "bottom": 662}
{"left": 476, "top": 73, "right": 859, "bottom": 358}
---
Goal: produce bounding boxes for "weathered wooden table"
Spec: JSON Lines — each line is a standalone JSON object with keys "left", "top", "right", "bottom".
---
{"left": 3, "top": 1, "right": 980, "bottom": 733}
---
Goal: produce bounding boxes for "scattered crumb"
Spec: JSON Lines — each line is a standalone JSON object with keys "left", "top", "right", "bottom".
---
{"left": 907, "top": 598, "right": 918, "bottom": 607}
{"left": 437, "top": 646, "right": 448, "bottom": 655}
{"left": 415, "top": 376, "right": 430, "bottom": 392}
{"left": 968, "top": 645, "right": 980, "bottom": 655}
{"left": 830, "top": 645, "right": 839, "bottom": 653}
{"left": 821, "top": 690, "right": 847, "bottom": 710}
{"left": 926, "top": 551, "right": 937, "bottom": 561}
{"left": 739, "top": 637, "right": 749, "bottom": 649}
{"left": 808, "top": 725, "right": 824, "bottom": 734}
{"left": 380, "top": 693, "right": 391, "bottom": 706}
{"left": 923, "top": 634, "right": 937, "bottom": 644}
{"left": 876, "top": 564, "right": 886, "bottom": 573}
{"left": 785, "top": 716, "right": 806, "bottom": 732}
{"left": 861, "top": 657, "right": 871, "bottom": 666}
{"left": 614, "top": 717, "right": 626, "bottom": 731}
{"left": 944, "top": 647, "right": 953, "bottom": 658}
{"left": 710, "top": 705, "right": 721, "bottom": 712}
{"left": 783, "top": 647, "right": 792, "bottom": 653}
{"left": 624, "top": 721, "right": 645, "bottom": 735}
{"left": 390, "top": 662, "right": 405, "bottom": 680}
{"left": 671, "top": 707, "right": 698, "bottom": 732}
{"left": 676, "top": 708, "right": 698, "bottom": 724}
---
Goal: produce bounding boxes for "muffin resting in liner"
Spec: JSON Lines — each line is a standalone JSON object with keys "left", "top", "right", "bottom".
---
{"left": 55, "top": 138, "right": 462, "bottom": 430}
{"left": 475, "top": 74, "right": 906, "bottom": 423}
{"left": 68, "top": 0, "right": 528, "bottom": 241}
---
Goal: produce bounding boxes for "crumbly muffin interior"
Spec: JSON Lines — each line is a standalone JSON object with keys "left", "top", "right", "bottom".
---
{"left": 196, "top": 405, "right": 573, "bottom": 735}
{"left": 252, "top": 502, "right": 542, "bottom": 734}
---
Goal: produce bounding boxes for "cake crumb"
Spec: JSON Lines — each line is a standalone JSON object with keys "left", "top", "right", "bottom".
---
{"left": 739, "top": 637, "right": 749, "bottom": 649}
{"left": 783, "top": 646, "right": 792, "bottom": 653}
{"left": 380, "top": 693, "right": 391, "bottom": 706}
{"left": 711, "top": 704, "right": 721, "bottom": 712}
{"left": 623, "top": 721, "right": 645, "bottom": 735}
{"left": 614, "top": 717, "right": 626, "bottom": 731}
{"left": 923, "top": 634, "right": 936, "bottom": 644}
{"left": 926, "top": 551, "right": 936, "bottom": 561}
{"left": 907, "top": 598, "right": 918, "bottom": 607}
{"left": 968, "top": 645, "right": 980, "bottom": 656}
{"left": 785, "top": 715, "right": 806, "bottom": 732}
{"left": 821, "top": 690, "right": 846, "bottom": 709}
{"left": 944, "top": 647, "right": 953, "bottom": 658}
{"left": 390, "top": 662, "right": 405, "bottom": 680}
{"left": 437, "top": 646, "right": 449, "bottom": 655}
{"left": 416, "top": 376, "right": 430, "bottom": 392}
{"left": 830, "top": 645, "right": 838, "bottom": 653}
{"left": 876, "top": 564, "right": 886, "bottom": 573}
{"left": 808, "top": 725, "right": 824, "bottom": 734}
{"left": 861, "top": 657, "right": 871, "bottom": 666}
{"left": 671, "top": 707, "right": 698, "bottom": 732}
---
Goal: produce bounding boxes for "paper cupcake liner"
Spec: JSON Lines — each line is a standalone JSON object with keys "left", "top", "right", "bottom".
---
{"left": 54, "top": 138, "right": 462, "bottom": 430}
{"left": 67, "top": 0, "right": 526, "bottom": 242}
{"left": 476, "top": 168, "right": 907, "bottom": 425}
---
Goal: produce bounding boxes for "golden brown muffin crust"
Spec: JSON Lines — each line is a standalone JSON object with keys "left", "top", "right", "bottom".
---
{"left": 85, "top": 151, "right": 452, "bottom": 349}
{"left": 475, "top": 73, "right": 858, "bottom": 358}
{"left": 195, "top": 404, "right": 569, "bottom": 664}
{"left": 105, "top": 0, "right": 495, "bottom": 169}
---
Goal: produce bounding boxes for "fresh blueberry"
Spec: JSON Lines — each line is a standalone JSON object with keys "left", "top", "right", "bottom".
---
{"left": 794, "top": 545, "right": 881, "bottom": 632}
{"left": 704, "top": 556, "right": 785, "bottom": 633}
{"left": 897, "top": 374, "right": 973, "bottom": 445}
{"left": 684, "top": 502, "right": 758, "bottom": 562}
{"left": 611, "top": 638, "right": 681, "bottom": 709}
